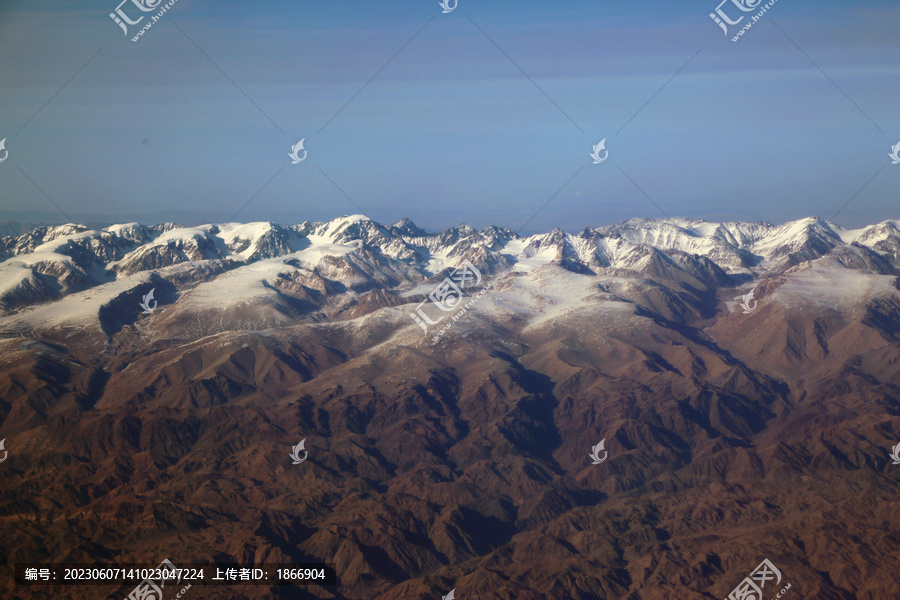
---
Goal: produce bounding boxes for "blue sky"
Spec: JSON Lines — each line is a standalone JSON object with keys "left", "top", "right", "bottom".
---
{"left": 0, "top": 0, "right": 898, "bottom": 233}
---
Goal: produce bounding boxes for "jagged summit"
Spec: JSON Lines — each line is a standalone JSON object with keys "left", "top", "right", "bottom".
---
{"left": 1, "top": 214, "right": 899, "bottom": 600}
{"left": 1, "top": 214, "right": 898, "bottom": 337}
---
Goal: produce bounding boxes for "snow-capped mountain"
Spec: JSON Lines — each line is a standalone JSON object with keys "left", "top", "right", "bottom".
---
{"left": 1, "top": 214, "right": 898, "bottom": 322}
{"left": 3, "top": 215, "right": 900, "bottom": 600}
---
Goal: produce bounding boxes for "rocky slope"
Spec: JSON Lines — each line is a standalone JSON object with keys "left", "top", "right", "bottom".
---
{"left": 0, "top": 215, "right": 899, "bottom": 599}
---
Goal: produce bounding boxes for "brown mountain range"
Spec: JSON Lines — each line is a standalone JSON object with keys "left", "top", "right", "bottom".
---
{"left": 1, "top": 216, "right": 899, "bottom": 599}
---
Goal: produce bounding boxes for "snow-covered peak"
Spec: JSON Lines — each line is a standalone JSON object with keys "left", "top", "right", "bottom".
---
{"left": 1, "top": 215, "right": 898, "bottom": 319}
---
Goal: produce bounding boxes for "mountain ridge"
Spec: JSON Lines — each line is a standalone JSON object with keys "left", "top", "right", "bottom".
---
{"left": 2, "top": 214, "right": 898, "bottom": 320}
{"left": 1, "top": 214, "right": 899, "bottom": 599}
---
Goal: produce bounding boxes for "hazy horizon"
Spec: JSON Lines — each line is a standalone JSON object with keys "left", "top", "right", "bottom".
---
{"left": 1, "top": 0, "right": 899, "bottom": 234}
{"left": 2, "top": 208, "right": 899, "bottom": 239}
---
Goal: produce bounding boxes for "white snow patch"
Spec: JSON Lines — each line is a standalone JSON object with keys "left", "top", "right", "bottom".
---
{"left": 0, "top": 272, "right": 154, "bottom": 330}
{"left": 774, "top": 263, "right": 896, "bottom": 310}
{"left": 478, "top": 266, "right": 617, "bottom": 329}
